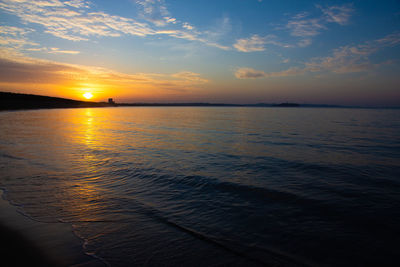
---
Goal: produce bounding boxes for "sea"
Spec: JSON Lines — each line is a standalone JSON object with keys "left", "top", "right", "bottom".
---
{"left": 0, "top": 107, "right": 399, "bottom": 266}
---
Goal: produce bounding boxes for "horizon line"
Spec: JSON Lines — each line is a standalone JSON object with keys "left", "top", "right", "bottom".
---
{"left": 1, "top": 91, "right": 399, "bottom": 109}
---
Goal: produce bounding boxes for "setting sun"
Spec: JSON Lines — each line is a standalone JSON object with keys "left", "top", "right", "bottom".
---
{"left": 83, "top": 92, "right": 93, "bottom": 99}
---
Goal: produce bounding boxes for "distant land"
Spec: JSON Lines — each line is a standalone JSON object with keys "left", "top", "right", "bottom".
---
{"left": 0, "top": 92, "right": 114, "bottom": 111}
{"left": 1, "top": 92, "right": 396, "bottom": 111}
{"left": 116, "top": 102, "right": 302, "bottom": 107}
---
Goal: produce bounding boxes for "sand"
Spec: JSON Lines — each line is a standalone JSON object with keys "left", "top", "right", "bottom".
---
{"left": 0, "top": 190, "right": 106, "bottom": 266}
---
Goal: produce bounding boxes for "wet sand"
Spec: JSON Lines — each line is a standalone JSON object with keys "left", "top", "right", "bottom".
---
{"left": 0, "top": 190, "right": 106, "bottom": 266}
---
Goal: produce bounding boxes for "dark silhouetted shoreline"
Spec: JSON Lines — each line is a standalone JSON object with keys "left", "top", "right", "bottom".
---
{"left": 0, "top": 92, "right": 114, "bottom": 111}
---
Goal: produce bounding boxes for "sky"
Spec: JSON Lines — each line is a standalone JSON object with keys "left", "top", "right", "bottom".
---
{"left": 0, "top": 0, "right": 399, "bottom": 105}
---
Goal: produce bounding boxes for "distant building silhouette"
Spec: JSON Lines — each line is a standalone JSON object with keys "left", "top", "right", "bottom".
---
{"left": 108, "top": 98, "right": 115, "bottom": 105}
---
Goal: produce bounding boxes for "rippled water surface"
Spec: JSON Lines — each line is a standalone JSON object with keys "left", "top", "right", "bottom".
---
{"left": 0, "top": 107, "right": 399, "bottom": 266}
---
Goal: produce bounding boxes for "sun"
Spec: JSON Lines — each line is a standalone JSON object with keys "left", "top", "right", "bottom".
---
{"left": 83, "top": 92, "right": 93, "bottom": 99}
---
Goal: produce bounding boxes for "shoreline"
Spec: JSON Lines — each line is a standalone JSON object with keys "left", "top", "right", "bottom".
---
{"left": 0, "top": 189, "right": 106, "bottom": 267}
{"left": 3, "top": 91, "right": 398, "bottom": 110}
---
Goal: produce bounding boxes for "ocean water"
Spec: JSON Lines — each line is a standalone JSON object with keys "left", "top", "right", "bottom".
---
{"left": 0, "top": 107, "right": 399, "bottom": 266}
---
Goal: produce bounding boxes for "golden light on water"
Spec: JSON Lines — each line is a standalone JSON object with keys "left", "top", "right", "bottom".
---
{"left": 83, "top": 92, "right": 93, "bottom": 99}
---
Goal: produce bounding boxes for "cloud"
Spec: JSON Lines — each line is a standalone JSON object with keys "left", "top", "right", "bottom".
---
{"left": 165, "top": 17, "right": 176, "bottom": 24}
{"left": 64, "top": 0, "right": 89, "bottom": 9}
{"left": 305, "top": 46, "right": 372, "bottom": 73}
{"left": 48, "top": 47, "right": 80, "bottom": 54}
{"left": 375, "top": 32, "right": 400, "bottom": 47}
{"left": 0, "top": 0, "right": 228, "bottom": 50}
{"left": 0, "top": 26, "right": 32, "bottom": 36}
{"left": 233, "top": 35, "right": 266, "bottom": 52}
{"left": 0, "top": 25, "right": 81, "bottom": 55}
{"left": 234, "top": 67, "right": 304, "bottom": 79}
{"left": 0, "top": 1, "right": 151, "bottom": 40}
{"left": 285, "top": 4, "right": 354, "bottom": 46}
{"left": 156, "top": 29, "right": 230, "bottom": 50}
{"left": 235, "top": 32, "right": 400, "bottom": 78}
{"left": 297, "top": 38, "right": 312, "bottom": 47}
{"left": 286, "top": 17, "right": 326, "bottom": 37}
{"left": 172, "top": 71, "right": 208, "bottom": 83}
{"left": 235, "top": 67, "right": 267, "bottom": 78}
{"left": 0, "top": 26, "right": 39, "bottom": 48}
{"left": 136, "top": 0, "right": 173, "bottom": 26}
{"left": 182, "top": 22, "right": 194, "bottom": 30}
{"left": 233, "top": 34, "right": 291, "bottom": 52}
{"left": 318, "top": 4, "right": 353, "bottom": 25}
{"left": 205, "top": 15, "right": 232, "bottom": 40}
{"left": 305, "top": 32, "right": 400, "bottom": 73}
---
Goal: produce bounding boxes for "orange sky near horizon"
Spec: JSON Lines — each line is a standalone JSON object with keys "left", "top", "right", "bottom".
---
{"left": 0, "top": 52, "right": 211, "bottom": 102}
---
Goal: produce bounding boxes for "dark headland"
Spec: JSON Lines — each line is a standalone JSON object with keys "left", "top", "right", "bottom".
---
{"left": 0, "top": 92, "right": 114, "bottom": 111}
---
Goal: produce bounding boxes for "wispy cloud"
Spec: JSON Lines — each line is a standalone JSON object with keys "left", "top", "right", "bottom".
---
{"left": 235, "top": 67, "right": 304, "bottom": 79}
{"left": 64, "top": 0, "right": 90, "bottom": 9}
{"left": 306, "top": 32, "right": 400, "bottom": 73}
{"left": 0, "top": 26, "right": 39, "bottom": 49}
{"left": 235, "top": 67, "right": 267, "bottom": 78}
{"left": 305, "top": 46, "right": 372, "bottom": 73}
{"left": 0, "top": 1, "right": 146, "bottom": 41}
{"left": 318, "top": 4, "right": 353, "bottom": 25}
{"left": 286, "top": 17, "right": 325, "bottom": 37}
{"left": 233, "top": 35, "right": 266, "bottom": 52}
{"left": 0, "top": 25, "right": 81, "bottom": 55}
{"left": 171, "top": 71, "right": 208, "bottom": 83}
{"left": 0, "top": 0, "right": 228, "bottom": 49}
{"left": 156, "top": 29, "right": 230, "bottom": 50}
{"left": 182, "top": 22, "right": 194, "bottom": 30}
{"left": 0, "top": 26, "right": 32, "bottom": 36}
{"left": 233, "top": 34, "right": 291, "bottom": 52}
{"left": 375, "top": 32, "right": 400, "bottom": 47}
{"left": 136, "top": 0, "right": 174, "bottom": 26}
{"left": 297, "top": 38, "right": 312, "bottom": 47}
{"left": 48, "top": 47, "right": 80, "bottom": 54}
{"left": 235, "top": 32, "right": 400, "bottom": 78}
{"left": 285, "top": 4, "right": 354, "bottom": 47}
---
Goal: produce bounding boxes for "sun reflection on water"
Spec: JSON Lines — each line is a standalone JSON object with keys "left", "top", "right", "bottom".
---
{"left": 60, "top": 108, "right": 116, "bottom": 222}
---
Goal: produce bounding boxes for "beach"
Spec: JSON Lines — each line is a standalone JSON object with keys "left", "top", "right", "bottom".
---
{"left": 0, "top": 189, "right": 105, "bottom": 266}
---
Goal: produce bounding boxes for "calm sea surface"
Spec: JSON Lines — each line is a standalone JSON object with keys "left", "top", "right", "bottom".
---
{"left": 0, "top": 107, "right": 399, "bottom": 266}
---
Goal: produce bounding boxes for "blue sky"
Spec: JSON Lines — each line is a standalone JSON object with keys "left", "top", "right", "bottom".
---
{"left": 0, "top": 0, "right": 399, "bottom": 105}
